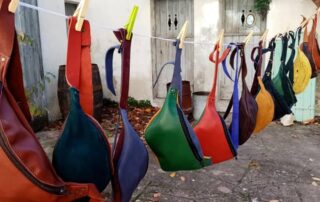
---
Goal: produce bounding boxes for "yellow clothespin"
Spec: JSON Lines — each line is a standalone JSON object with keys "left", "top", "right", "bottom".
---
{"left": 73, "top": 0, "right": 90, "bottom": 32}
{"left": 260, "top": 29, "right": 268, "bottom": 43}
{"left": 8, "top": 0, "right": 19, "bottom": 13}
{"left": 243, "top": 30, "right": 254, "bottom": 46}
{"left": 217, "top": 29, "right": 224, "bottom": 51}
{"left": 177, "top": 21, "right": 189, "bottom": 49}
{"left": 124, "top": 6, "right": 139, "bottom": 40}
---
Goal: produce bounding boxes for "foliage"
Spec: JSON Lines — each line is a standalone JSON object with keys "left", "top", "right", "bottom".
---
{"left": 254, "top": 0, "right": 272, "bottom": 18}
{"left": 103, "top": 97, "right": 152, "bottom": 108}
{"left": 25, "top": 72, "right": 56, "bottom": 116}
{"left": 17, "top": 32, "right": 33, "bottom": 46}
{"left": 128, "top": 97, "right": 152, "bottom": 108}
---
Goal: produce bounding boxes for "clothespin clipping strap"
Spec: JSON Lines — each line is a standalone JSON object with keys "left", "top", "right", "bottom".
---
{"left": 177, "top": 21, "right": 189, "bottom": 49}
{"left": 8, "top": 0, "right": 19, "bottom": 13}
{"left": 73, "top": 0, "right": 90, "bottom": 32}
{"left": 218, "top": 29, "right": 224, "bottom": 51}
{"left": 124, "top": 6, "right": 139, "bottom": 40}
{"left": 260, "top": 29, "right": 268, "bottom": 43}
{"left": 243, "top": 30, "right": 254, "bottom": 46}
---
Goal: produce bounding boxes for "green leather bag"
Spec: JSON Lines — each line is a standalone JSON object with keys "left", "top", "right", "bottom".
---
{"left": 145, "top": 40, "right": 211, "bottom": 171}
{"left": 272, "top": 34, "right": 297, "bottom": 109}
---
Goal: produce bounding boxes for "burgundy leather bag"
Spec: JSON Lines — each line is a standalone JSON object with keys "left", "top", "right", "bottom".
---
{"left": 223, "top": 43, "right": 258, "bottom": 145}
{"left": 0, "top": 1, "right": 103, "bottom": 201}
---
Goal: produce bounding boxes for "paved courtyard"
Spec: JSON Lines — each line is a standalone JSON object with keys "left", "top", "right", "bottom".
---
{"left": 37, "top": 122, "right": 320, "bottom": 202}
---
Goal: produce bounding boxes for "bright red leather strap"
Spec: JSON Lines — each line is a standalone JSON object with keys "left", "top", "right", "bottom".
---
{"left": 208, "top": 44, "right": 230, "bottom": 100}
{"left": 66, "top": 17, "right": 94, "bottom": 115}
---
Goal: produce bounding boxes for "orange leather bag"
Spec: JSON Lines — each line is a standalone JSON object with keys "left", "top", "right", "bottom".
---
{"left": 251, "top": 41, "right": 275, "bottom": 133}
{"left": 308, "top": 13, "right": 320, "bottom": 71}
{"left": 0, "top": 1, "right": 103, "bottom": 201}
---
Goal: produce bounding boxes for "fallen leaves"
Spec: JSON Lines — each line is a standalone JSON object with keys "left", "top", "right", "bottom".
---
{"left": 44, "top": 104, "right": 159, "bottom": 137}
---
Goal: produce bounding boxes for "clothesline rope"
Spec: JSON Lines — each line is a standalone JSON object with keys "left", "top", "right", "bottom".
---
{"left": 19, "top": 2, "right": 257, "bottom": 47}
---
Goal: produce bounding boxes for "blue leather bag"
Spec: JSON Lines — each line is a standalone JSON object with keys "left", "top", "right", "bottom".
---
{"left": 105, "top": 29, "right": 149, "bottom": 202}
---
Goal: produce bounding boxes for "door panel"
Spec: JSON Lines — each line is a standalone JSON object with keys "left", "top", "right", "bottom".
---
{"left": 216, "top": 0, "right": 266, "bottom": 112}
{"left": 153, "top": 0, "right": 194, "bottom": 99}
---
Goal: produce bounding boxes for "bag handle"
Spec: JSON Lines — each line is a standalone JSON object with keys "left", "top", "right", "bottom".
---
{"left": 0, "top": 0, "right": 14, "bottom": 79}
{"left": 221, "top": 44, "right": 240, "bottom": 120}
{"left": 208, "top": 43, "right": 230, "bottom": 101}
{"left": 250, "top": 41, "right": 264, "bottom": 96}
{"left": 152, "top": 61, "right": 175, "bottom": 89}
{"left": 0, "top": 0, "right": 31, "bottom": 121}
{"left": 66, "top": 17, "right": 94, "bottom": 115}
{"left": 105, "top": 29, "right": 132, "bottom": 110}
{"left": 169, "top": 40, "right": 183, "bottom": 103}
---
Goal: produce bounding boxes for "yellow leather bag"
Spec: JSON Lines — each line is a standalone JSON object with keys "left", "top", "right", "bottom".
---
{"left": 293, "top": 28, "right": 312, "bottom": 94}
{"left": 251, "top": 41, "right": 275, "bottom": 134}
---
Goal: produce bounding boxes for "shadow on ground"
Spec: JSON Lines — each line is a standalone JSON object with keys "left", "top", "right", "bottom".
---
{"left": 37, "top": 122, "right": 320, "bottom": 202}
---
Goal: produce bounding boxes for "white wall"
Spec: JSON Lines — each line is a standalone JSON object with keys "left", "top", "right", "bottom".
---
{"left": 38, "top": 0, "right": 153, "bottom": 120}
{"left": 38, "top": 0, "right": 68, "bottom": 120}
{"left": 87, "top": 0, "right": 153, "bottom": 103}
{"left": 267, "top": 0, "right": 317, "bottom": 39}
{"left": 193, "top": 0, "right": 222, "bottom": 93}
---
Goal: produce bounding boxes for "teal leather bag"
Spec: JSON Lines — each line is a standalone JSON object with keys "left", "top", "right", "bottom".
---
{"left": 52, "top": 18, "right": 113, "bottom": 192}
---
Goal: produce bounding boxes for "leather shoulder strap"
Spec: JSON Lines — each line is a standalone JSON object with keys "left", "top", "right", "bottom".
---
{"left": 0, "top": 0, "right": 31, "bottom": 121}
{"left": 208, "top": 44, "right": 230, "bottom": 100}
{"left": 105, "top": 29, "right": 132, "bottom": 110}
{"left": 66, "top": 17, "right": 93, "bottom": 115}
{"left": 250, "top": 41, "right": 263, "bottom": 96}
{"left": 105, "top": 45, "right": 121, "bottom": 96}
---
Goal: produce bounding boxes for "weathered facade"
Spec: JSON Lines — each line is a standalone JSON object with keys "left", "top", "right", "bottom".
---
{"left": 20, "top": 0, "right": 319, "bottom": 120}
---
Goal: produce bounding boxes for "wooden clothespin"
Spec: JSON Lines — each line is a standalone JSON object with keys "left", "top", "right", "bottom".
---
{"left": 73, "top": 0, "right": 90, "bottom": 32}
{"left": 217, "top": 29, "right": 224, "bottom": 51}
{"left": 243, "top": 30, "right": 254, "bottom": 46}
{"left": 124, "top": 6, "right": 139, "bottom": 40}
{"left": 300, "top": 15, "right": 310, "bottom": 28}
{"left": 177, "top": 21, "right": 189, "bottom": 49}
{"left": 8, "top": 0, "right": 19, "bottom": 13}
{"left": 260, "top": 29, "right": 268, "bottom": 43}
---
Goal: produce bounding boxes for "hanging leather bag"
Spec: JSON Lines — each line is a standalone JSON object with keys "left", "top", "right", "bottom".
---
{"left": 52, "top": 17, "right": 113, "bottom": 193}
{"left": 251, "top": 41, "right": 275, "bottom": 133}
{"left": 258, "top": 38, "right": 292, "bottom": 120}
{"left": 145, "top": 40, "right": 211, "bottom": 171}
{"left": 293, "top": 28, "right": 312, "bottom": 94}
{"left": 272, "top": 35, "right": 297, "bottom": 109}
{"left": 105, "top": 28, "right": 149, "bottom": 202}
{"left": 221, "top": 44, "right": 241, "bottom": 150}
{"left": 308, "top": 13, "right": 320, "bottom": 71}
{"left": 301, "top": 17, "right": 318, "bottom": 78}
{"left": 223, "top": 43, "right": 258, "bottom": 146}
{"left": 0, "top": 1, "right": 103, "bottom": 201}
{"left": 193, "top": 42, "right": 236, "bottom": 164}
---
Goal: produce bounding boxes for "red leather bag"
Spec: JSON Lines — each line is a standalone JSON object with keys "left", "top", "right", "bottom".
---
{"left": 194, "top": 43, "right": 236, "bottom": 163}
{"left": 308, "top": 14, "right": 320, "bottom": 71}
{"left": 0, "top": 1, "right": 103, "bottom": 201}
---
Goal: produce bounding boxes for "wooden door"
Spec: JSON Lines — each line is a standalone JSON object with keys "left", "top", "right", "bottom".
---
{"left": 152, "top": 0, "right": 194, "bottom": 99}
{"left": 15, "top": 0, "right": 47, "bottom": 112}
{"left": 216, "top": 0, "right": 266, "bottom": 111}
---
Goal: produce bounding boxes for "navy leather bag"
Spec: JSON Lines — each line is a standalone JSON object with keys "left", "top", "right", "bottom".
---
{"left": 221, "top": 44, "right": 240, "bottom": 150}
{"left": 52, "top": 18, "right": 113, "bottom": 192}
{"left": 105, "top": 29, "right": 149, "bottom": 202}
